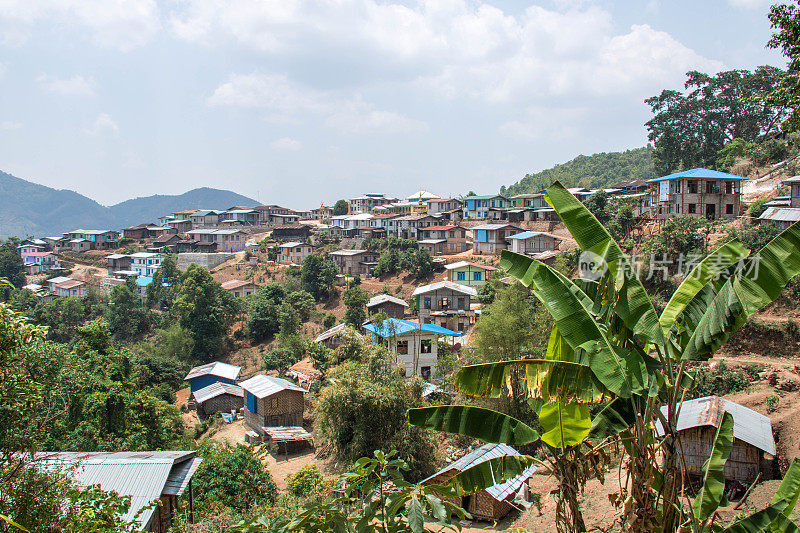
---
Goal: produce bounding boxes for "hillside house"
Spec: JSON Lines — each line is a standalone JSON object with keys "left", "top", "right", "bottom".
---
{"left": 783, "top": 176, "right": 800, "bottom": 207}
{"left": 52, "top": 278, "right": 87, "bottom": 297}
{"left": 122, "top": 223, "right": 167, "bottom": 240}
{"left": 63, "top": 229, "right": 120, "bottom": 250}
{"left": 240, "top": 375, "right": 306, "bottom": 431}
{"left": 390, "top": 213, "right": 439, "bottom": 239}
{"left": 331, "top": 213, "right": 374, "bottom": 238}
{"left": 367, "top": 294, "right": 409, "bottom": 319}
{"left": 655, "top": 396, "right": 775, "bottom": 486}
{"left": 363, "top": 318, "right": 462, "bottom": 378}
{"left": 349, "top": 193, "right": 399, "bottom": 214}
{"left": 758, "top": 206, "right": 800, "bottom": 230}
{"left": 277, "top": 242, "right": 313, "bottom": 264}
{"left": 314, "top": 323, "right": 360, "bottom": 349}
{"left": 148, "top": 233, "right": 183, "bottom": 251}
{"left": 426, "top": 197, "right": 462, "bottom": 215}
{"left": 445, "top": 261, "right": 496, "bottom": 288}
{"left": 106, "top": 253, "right": 132, "bottom": 275}
{"left": 192, "top": 382, "right": 244, "bottom": 420}
{"left": 184, "top": 361, "right": 241, "bottom": 393}
{"left": 510, "top": 193, "right": 547, "bottom": 209}
{"left": 189, "top": 210, "right": 221, "bottom": 227}
{"left": 271, "top": 224, "right": 312, "bottom": 240}
{"left": 647, "top": 168, "right": 746, "bottom": 221}
{"left": 21, "top": 251, "right": 60, "bottom": 274}
{"left": 416, "top": 225, "right": 470, "bottom": 255}
{"left": 221, "top": 279, "right": 257, "bottom": 298}
{"left": 471, "top": 223, "right": 523, "bottom": 255}
{"left": 68, "top": 238, "right": 91, "bottom": 252}
{"left": 36, "top": 451, "right": 201, "bottom": 532}
{"left": 254, "top": 205, "right": 300, "bottom": 225}
{"left": 462, "top": 194, "right": 510, "bottom": 220}
{"left": 422, "top": 443, "right": 536, "bottom": 521}
{"left": 219, "top": 209, "right": 260, "bottom": 226}
{"left": 43, "top": 236, "right": 68, "bottom": 251}
{"left": 130, "top": 252, "right": 164, "bottom": 277}
{"left": 187, "top": 229, "right": 247, "bottom": 252}
{"left": 329, "top": 249, "right": 379, "bottom": 276}
{"left": 413, "top": 281, "right": 477, "bottom": 333}
{"left": 507, "top": 231, "right": 563, "bottom": 256}
{"left": 17, "top": 243, "right": 45, "bottom": 255}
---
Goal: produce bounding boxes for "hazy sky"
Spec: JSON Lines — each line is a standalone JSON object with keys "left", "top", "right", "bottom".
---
{"left": 0, "top": 0, "right": 786, "bottom": 209}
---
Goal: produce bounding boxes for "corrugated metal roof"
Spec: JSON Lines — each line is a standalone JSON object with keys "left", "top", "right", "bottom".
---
{"left": 162, "top": 457, "right": 202, "bottom": 496}
{"left": 278, "top": 241, "right": 304, "bottom": 248}
{"left": 412, "top": 280, "right": 478, "bottom": 297}
{"left": 35, "top": 451, "right": 198, "bottom": 530}
{"left": 470, "top": 223, "right": 523, "bottom": 231}
{"left": 363, "top": 318, "right": 463, "bottom": 338}
{"left": 646, "top": 167, "right": 748, "bottom": 183}
{"left": 193, "top": 382, "right": 244, "bottom": 403}
{"left": 239, "top": 375, "right": 306, "bottom": 399}
{"left": 330, "top": 249, "right": 371, "bottom": 256}
{"left": 655, "top": 396, "right": 775, "bottom": 455}
{"left": 314, "top": 323, "right": 349, "bottom": 343}
{"left": 221, "top": 280, "right": 253, "bottom": 290}
{"left": 444, "top": 261, "right": 497, "bottom": 271}
{"left": 421, "top": 443, "right": 536, "bottom": 501}
{"left": 507, "top": 231, "right": 563, "bottom": 240}
{"left": 368, "top": 294, "right": 409, "bottom": 308}
{"left": 781, "top": 175, "right": 800, "bottom": 184}
{"left": 758, "top": 206, "right": 800, "bottom": 223}
{"left": 184, "top": 361, "right": 241, "bottom": 381}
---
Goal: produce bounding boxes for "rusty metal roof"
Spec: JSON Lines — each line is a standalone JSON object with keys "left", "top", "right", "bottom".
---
{"left": 655, "top": 396, "right": 775, "bottom": 455}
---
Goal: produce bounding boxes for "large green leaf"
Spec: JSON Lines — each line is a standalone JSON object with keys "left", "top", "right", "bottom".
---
{"left": 539, "top": 402, "right": 591, "bottom": 449}
{"left": 693, "top": 411, "right": 735, "bottom": 522}
{"left": 499, "top": 250, "right": 635, "bottom": 398}
{"left": 454, "top": 358, "right": 605, "bottom": 404}
{"left": 589, "top": 397, "right": 637, "bottom": 438}
{"left": 438, "top": 454, "right": 536, "bottom": 497}
{"left": 718, "top": 500, "right": 795, "bottom": 533}
{"left": 770, "top": 458, "right": 800, "bottom": 525}
{"left": 407, "top": 405, "right": 540, "bottom": 446}
{"left": 660, "top": 239, "right": 749, "bottom": 335}
{"left": 544, "top": 181, "right": 664, "bottom": 346}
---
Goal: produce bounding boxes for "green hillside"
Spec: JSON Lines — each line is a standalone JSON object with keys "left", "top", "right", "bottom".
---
{"left": 502, "top": 146, "right": 656, "bottom": 196}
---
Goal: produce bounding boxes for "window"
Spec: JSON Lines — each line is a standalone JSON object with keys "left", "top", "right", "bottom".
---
{"left": 420, "top": 339, "right": 432, "bottom": 353}
{"left": 449, "top": 231, "right": 455, "bottom": 238}
{"left": 457, "top": 271, "right": 465, "bottom": 281}
{"left": 457, "top": 297, "right": 465, "bottom": 309}
{"left": 688, "top": 203, "right": 696, "bottom": 214}
{"left": 705, "top": 180, "right": 716, "bottom": 194}
{"left": 688, "top": 180, "right": 698, "bottom": 193}
{"left": 473, "top": 272, "right": 482, "bottom": 281}
{"left": 421, "top": 366, "right": 431, "bottom": 380}
{"left": 726, "top": 203, "right": 734, "bottom": 214}
{"left": 397, "top": 340, "right": 409, "bottom": 354}
{"left": 424, "top": 297, "right": 432, "bottom": 309}
{"left": 726, "top": 181, "right": 733, "bottom": 194}
{"left": 675, "top": 180, "right": 682, "bottom": 193}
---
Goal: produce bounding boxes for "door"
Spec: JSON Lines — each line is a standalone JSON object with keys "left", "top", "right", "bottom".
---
{"left": 705, "top": 203, "right": 716, "bottom": 220}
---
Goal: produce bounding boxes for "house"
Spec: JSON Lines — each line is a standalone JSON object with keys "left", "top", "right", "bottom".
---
{"left": 189, "top": 210, "right": 222, "bottom": 228}
{"left": 510, "top": 193, "right": 548, "bottom": 209}
{"left": 121, "top": 223, "right": 163, "bottom": 240}
{"left": 506, "top": 231, "right": 563, "bottom": 256}
{"left": 647, "top": 168, "right": 746, "bottom": 221}
{"left": 412, "top": 281, "right": 477, "bottom": 333}
{"left": 758, "top": 206, "right": 800, "bottom": 230}
{"left": 192, "top": 382, "right": 244, "bottom": 420}
{"left": 655, "top": 396, "right": 775, "bottom": 485}
{"left": 362, "top": 318, "right": 462, "bottom": 378}
{"left": 271, "top": 224, "right": 312, "bottom": 241}
{"left": 330, "top": 213, "right": 375, "bottom": 238}
{"left": 17, "top": 243, "right": 45, "bottom": 255}
{"left": 240, "top": 375, "right": 306, "bottom": 431}
{"left": 63, "top": 229, "right": 120, "bottom": 249}
{"left": 148, "top": 233, "right": 183, "bottom": 250}
{"left": 314, "top": 323, "right": 359, "bottom": 349}
{"left": 367, "top": 294, "right": 409, "bottom": 319}
{"left": 130, "top": 252, "right": 164, "bottom": 277}
{"left": 416, "top": 225, "right": 470, "bottom": 255}
{"left": 462, "top": 194, "right": 510, "bottom": 220}
{"left": 426, "top": 197, "right": 462, "bottom": 215}
{"left": 52, "top": 278, "right": 87, "bottom": 297}
{"left": 105, "top": 253, "right": 132, "bottom": 275}
{"left": 329, "top": 249, "right": 379, "bottom": 276}
{"left": 186, "top": 229, "right": 247, "bottom": 252}
{"left": 421, "top": 443, "right": 537, "bottom": 521}
{"left": 221, "top": 280, "right": 257, "bottom": 297}
{"left": 43, "top": 236, "right": 68, "bottom": 251}
{"left": 68, "top": 238, "right": 91, "bottom": 252}
{"left": 349, "top": 193, "right": 400, "bottom": 214}
{"left": 184, "top": 361, "right": 241, "bottom": 392}
{"left": 22, "top": 283, "right": 56, "bottom": 303}
{"left": 277, "top": 242, "right": 313, "bottom": 264}
{"left": 21, "top": 251, "right": 60, "bottom": 274}
{"left": 254, "top": 205, "right": 300, "bottom": 225}
{"left": 45, "top": 276, "right": 72, "bottom": 292}
{"left": 445, "top": 261, "right": 496, "bottom": 288}
{"left": 783, "top": 176, "right": 800, "bottom": 207}
{"left": 219, "top": 208, "right": 260, "bottom": 226}
{"left": 390, "top": 213, "right": 439, "bottom": 239}
{"left": 35, "top": 451, "right": 201, "bottom": 532}
{"left": 471, "top": 223, "right": 524, "bottom": 255}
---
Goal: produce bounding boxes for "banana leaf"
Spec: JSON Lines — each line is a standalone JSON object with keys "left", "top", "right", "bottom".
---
{"left": 539, "top": 401, "right": 591, "bottom": 448}
{"left": 589, "top": 397, "right": 637, "bottom": 438}
{"left": 407, "top": 405, "right": 540, "bottom": 446}
{"left": 769, "top": 458, "right": 800, "bottom": 530}
{"left": 717, "top": 499, "right": 794, "bottom": 533}
{"left": 544, "top": 181, "right": 664, "bottom": 346}
{"left": 436, "top": 454, "right": 537, "bottom": 497}
{"left": 693, "top": 411, "right": 735, "bottom": 522}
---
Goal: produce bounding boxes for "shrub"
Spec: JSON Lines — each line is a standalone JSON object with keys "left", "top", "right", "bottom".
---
{"left": 286, "top": 465, "right": 324, "bottom": 497}
{"left": 322, "top": 313, "right": 337, "bottom": 330}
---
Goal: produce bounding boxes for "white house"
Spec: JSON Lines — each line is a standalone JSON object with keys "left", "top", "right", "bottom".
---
{"left": 130, "top": 252, "right": 164, "bottom": 277}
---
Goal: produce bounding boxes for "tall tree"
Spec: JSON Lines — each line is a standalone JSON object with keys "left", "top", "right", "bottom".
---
{"left": 765, "top": 0, "right": 800, "bottom": 132}
{"left": 106, "top": 279, "right": 152, "bottom": 341}
{"left": 300, "top": 254, "right": 337, "bottom": 300}
{"left": 343, "top": 285, "right": 369, "bottom": 327}
{"left": 0, "top": 239, "right": 25, "bottom": 289}
{"left": 332, "top": 199, "right": 349, "bottom": 216}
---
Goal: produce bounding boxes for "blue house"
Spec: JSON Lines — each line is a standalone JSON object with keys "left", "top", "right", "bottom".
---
{"left": 462, "top": 194, "right": 509, "bottom": 219}
{"left": 184, "top": 361, "right": 241, "bottom": 392}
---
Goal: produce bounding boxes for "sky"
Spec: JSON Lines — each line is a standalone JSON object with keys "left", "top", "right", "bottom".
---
{"left": 0, "top": 0, "right": 788, "bottom": 210}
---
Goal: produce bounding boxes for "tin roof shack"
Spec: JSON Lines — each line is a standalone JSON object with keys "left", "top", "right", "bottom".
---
{"left": 413, "top": 281, "right": 477, "bottom": 334}
{"left": 106, "top": 253, "right": 131, "bottom": 275}
{"left": 367, "top": 294, "right": 409, "bottom": 319}
{"left": 221, "top": 279, "right": 257, "bottom": 298}
{"left": 506, "top": 231, "right": 563, "bottom": 256}
{"left": 422, "top": 443, "right": 536, "bottom": 521}
{"left": 445, "top": 261, "right": 496, "bottom": 289}
{"left": 314, "top": 323, "right": 360, "bottom": 349}
{"left": 36, "top": 451, "right": 201, "bottom": 532}
{"left": 240, "top": 375, "right": 306, "bottom": 434}
{"left": 363, "top": 318, "right": 462, "bottom": 379}
{"left": 758, "top": 206, "right": 800, "bottom": 231}
{"left": 192, "top": 382, "right": 244, "bottom": 420}
{"left": 471, "top": 223, "right": 524, "bottom": 255}
{"left": 329, "top": 249, "right": 379, "bottom": 276}
{"left": 655, "top": 396, "right": 776, "bottom": 486}
{"left": 277, "top": 241, "right": 313, "bottom": 264}
{"left": 184, "top": 361, "right": 241, "bottom": 392}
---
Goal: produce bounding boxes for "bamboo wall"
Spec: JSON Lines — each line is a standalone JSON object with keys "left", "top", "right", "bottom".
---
{"left": 676, "top": 427, "right": 761, "bottom": 485}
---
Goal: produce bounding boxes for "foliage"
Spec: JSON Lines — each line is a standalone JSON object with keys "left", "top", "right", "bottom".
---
{"left": 691, "top": 361, "right": 763, "bottom": 399}
{"left": 246, "top": 283, "right": 285, "bottom": 341}
{"left": 262, "top": 345, "right": 302, "bottom": 371}
{"left": 364, "top": 237, "right": 418, "bottom": 252}
{"left": 131, "top": 324, "right": 193, "bottom": 403}
{"left": 343, "top": 285, "right": 369, "bottom": 328}
{"left": 332, "top": 199, "right": 349, "bottom": 216}
{"left": 285, "top": 465, "right": 325, "bottom": 498}
{"left": 503, "top": 147, "right": 656, "bottom": 196}
{"left": 307, "top": 341, "right": 333, "bottom": 372}
{"left": 105, "top": 279, "right": 152, "bottom": 341}
{"left": 748, "top": 196, "right": 772, "bottom": 219}
{"left": 0, "top": 241, "right": 25, "bottom": 290}
{"left": 31, "top": 296, "right": 90, "bottom": 343}
{"left": 285, "top": 290, "right": 316, "bottom": 322}
{"left": 642, "top": 215, "right": 709, "bottom": 267}
{"left": 765, "top": 0, "right": 800, "bottom": 133}
{"left": 301, "top": 254, "right": 337, "bottom": 301}
{"left": 173, "top": 264, "right": 239, "bottom": 358}
{"left": 373, "top": 249, "right": 400, "bottom": 277}
{"left": 645, "top": 67, "right": 787, "bottom": 174}
{"left": 726, "top": 222, "right": 782, "bottom": 252}
{"left": 192, "top": 442, "right": 277, "bottom": 518}
{"left": 322, "top": 313, "right": 337, "bottom": 330}
{"left": 146, "top": 255, "right": 181, "bottom": 310}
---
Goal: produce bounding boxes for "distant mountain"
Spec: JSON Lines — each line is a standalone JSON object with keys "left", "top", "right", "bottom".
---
{"left": 502, "top": 146, "right": 656, "bottom": 196}
{"left": 0, "top": 170, "right": 259, "bottom": 239}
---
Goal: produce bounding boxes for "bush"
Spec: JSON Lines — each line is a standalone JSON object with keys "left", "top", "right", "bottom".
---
{"left": 286, "top": 465, "right": 324, "bottom": 497}
{"left": 322, "top": 313, "right": 337, "bottom": 329}
{"left": 691, "top": 361, "right": 763, "bottom": 398}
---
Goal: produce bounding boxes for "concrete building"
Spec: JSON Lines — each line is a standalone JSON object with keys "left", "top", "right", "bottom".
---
{"left": 277, "top": 242, "right": 313, "bottom": 264}
{"left": 445, "top": 261, "right": 497, "bottom": 289}
{"left": 329, "top": 249, "right": 379, "bottom": 276}
{"left": 367, "top": 294, "right": 409, "bottom": 319}
{"left": 471, "top": 223, "right": 523, "bottom": 255}
{"left": 647, "top": 168, "right": 746, "bottom": 221}
{"left": 413, "top": 280, "right": 477, "bottom": 333}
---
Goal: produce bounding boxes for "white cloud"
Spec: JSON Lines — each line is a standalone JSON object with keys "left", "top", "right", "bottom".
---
{"left": 208, "top": 73, "right": 426, "bottom": 134}
{"left": 37, "top": 74, "right": 95, "bottom": 96}
{"left": 269, "top": 137, "right": 302, "bottom": 151}
{"left": 499, "top": 106, "right": 587, "bottom": 141}
{"left": 85, "top": 113, "right": 119, "bottom": 136}
{"left": 727, "top": 0, "right": 771, "bottom": 8}
{"left": 0, "top": 0, "right": 160, "bottom": 50}
{"left": 0, "top": 121, "right": 22, "bottom": 130}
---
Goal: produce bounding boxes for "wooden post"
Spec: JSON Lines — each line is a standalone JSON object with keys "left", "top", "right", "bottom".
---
{"left": 188, "top": 479, "right": 194, "bottom": 524}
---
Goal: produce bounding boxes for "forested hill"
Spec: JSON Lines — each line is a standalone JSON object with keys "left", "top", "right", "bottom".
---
{"left": 0, "top": 170, "right": 259, "bottom": 238}
{"left": 502, "top": 146, "right": 656, "bottom": 196}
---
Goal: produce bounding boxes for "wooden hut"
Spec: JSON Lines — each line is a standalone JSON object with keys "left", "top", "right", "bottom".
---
{"left": 240, "top": 375, "right": 306, "bottom": 432}
{"left": 184, "top": 361, "right": 241, "bottom": 392}
{"left": 656, "top": 396, "right": 776, "bottom": 486}
{"left": 421, "top": 443, "right": 536, "bottom": 521}
{"left": 193, "top": 382, "right": 244, "bottom": 420}
{"left": 367, "top": 294, "right": 409, "bottom": 319}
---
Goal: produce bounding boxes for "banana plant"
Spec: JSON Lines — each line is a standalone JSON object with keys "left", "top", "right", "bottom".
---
{"left": 409, "top": 181, "right": 800, "bottom": 533}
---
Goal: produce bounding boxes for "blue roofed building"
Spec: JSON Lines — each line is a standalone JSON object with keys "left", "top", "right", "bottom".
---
{"left": 462, "top": 194, "right": 509, "bottom": 220}
{"left": 363, "top": 318, "right": 462, "bottom": 379}
{"left": 184, "top": 361, "right": 241, "bottom": 392}
{"left": 470, "top": 223, "right": 523, "bottom": 255}
{"left": 645, "top": 168, "right": 747, "bottom": 221}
